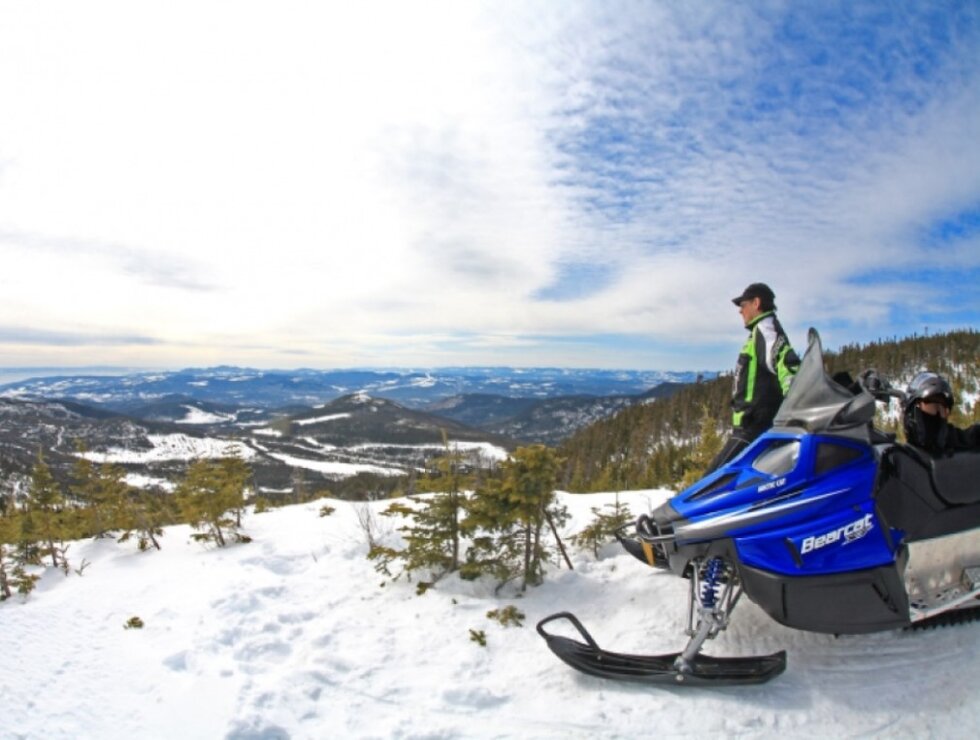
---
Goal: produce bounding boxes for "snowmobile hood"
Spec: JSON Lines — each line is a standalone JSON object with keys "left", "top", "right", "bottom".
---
{"left": 663, "top": 428, "right": 876, "bottom": 545}
{"left": 771, "top": 328, "right": 875, "bottom": 437}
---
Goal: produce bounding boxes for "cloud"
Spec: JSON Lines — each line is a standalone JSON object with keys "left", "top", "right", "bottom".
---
{"left": 0, "top": 229, "right": 215, "bottom": 292}
{"left": 0, "top": 325, "right": 161, "bottom": 347}
{"left": 0, "top": 1, "right": 977, "bottom": 368}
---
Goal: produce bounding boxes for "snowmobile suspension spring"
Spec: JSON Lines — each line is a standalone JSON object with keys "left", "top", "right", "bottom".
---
{"left": 700, "top": 557, "right": 724, "bottom": 609}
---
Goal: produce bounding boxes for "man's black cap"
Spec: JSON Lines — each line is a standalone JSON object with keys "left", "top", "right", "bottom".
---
{"left": 731, "top": 282, "right": 775, "bottom": 307}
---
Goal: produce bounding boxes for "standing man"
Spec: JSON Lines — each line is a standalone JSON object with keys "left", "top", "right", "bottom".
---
{"left": 707, "top": 282, "right": 800, "bottom": 473}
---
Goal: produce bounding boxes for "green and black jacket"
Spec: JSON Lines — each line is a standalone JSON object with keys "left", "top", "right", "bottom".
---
{"left": 731, "top": 311, "right": 800, "bottom": 432}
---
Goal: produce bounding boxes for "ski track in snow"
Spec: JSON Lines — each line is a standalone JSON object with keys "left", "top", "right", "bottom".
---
{"left": 3, "top": 490, "right": 980, "bottom": 739}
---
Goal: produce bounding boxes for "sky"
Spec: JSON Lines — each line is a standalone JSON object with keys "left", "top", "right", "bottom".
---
{"left": 0, "top": 0, "right": 978, "bottom": 372}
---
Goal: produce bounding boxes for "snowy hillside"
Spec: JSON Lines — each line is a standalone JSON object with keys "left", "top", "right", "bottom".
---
{"left": 4, "top": 490, "right": 980, "bottom": 739}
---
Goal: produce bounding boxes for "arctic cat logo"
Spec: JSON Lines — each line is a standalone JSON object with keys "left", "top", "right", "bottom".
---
{"left": 758, "top": 477, "right": 787, "bottom": 493}
{"left": 800, "top": 514, "right": 874, "bottom": 555}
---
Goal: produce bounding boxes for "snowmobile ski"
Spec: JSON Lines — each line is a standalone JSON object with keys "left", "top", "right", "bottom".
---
{"left": 536, "top": 612, "right": 786, "bottom": 686}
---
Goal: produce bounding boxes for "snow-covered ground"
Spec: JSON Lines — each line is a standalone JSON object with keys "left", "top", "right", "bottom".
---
{"left": 3, "top": 489, "right": 979, "bottom": 739}
{"left": 263, "top": 451, "right": 403, "bottom": 478}
{"left": 175, "top": 406, "right": 237, "bottom": 425}
{"left": 122, "top": 472, "right": 176, "bottom": 493}
{"left": 348, "top": 441, "right": 510, "bottom": 462}
{"left": 294, "top": 413, "right": 352, "bottom": 426}
{"left": 77, "top": 433, "right": 255, "bottom": 463}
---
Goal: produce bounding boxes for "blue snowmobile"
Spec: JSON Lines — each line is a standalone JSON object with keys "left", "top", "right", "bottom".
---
{"left": 538, "top": 328, "right": 980, "bottom": 685}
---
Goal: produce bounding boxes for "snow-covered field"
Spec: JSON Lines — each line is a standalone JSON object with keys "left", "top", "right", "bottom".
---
{"left": 263, "top": 451, "right": 402, "bottom": 478}
{"left": 77, "top": 433, "right": 255, "bottom": 464}
{"left": 175, "top": 406, "right": 238, "bottom": 425}
{"left": 348, "top": 441, "right": 510, "bottom": 462}
{"left": 294, "top": 413, "right": 351, "bottom": 426}
{"left": 3, "top": 490, "right": 979, "bottom": 739}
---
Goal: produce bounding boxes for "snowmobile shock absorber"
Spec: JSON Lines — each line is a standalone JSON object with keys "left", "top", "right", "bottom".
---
{"left": 700, "top": 557, "right": 724, "bottom": 610}
{"left": 676, "top": 557, "right": 730, "bottom": 674}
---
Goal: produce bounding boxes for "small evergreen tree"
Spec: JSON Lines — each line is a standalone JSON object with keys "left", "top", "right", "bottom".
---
{"left": 570, "top": 494, "right": 633, "bottom": 558}
{"left": 462, "top": 445, "right": 568, "bottom": 591}
{"left": 176, "top": 456, "right": 252, "bottom": 547}
{"left": 71, "top": 447, "right": 130, "bottom": 539}
{"left": 370, "top": 436, "right": 474, "bottom": 584}
{"left": 117, "top": 490, "right": 168, "bottom": 551}
{"left": 0, "top": 510, "right": 17, "bottom": 599}
{"left": 26, "top": 451, "right": 71, "bottom": 569}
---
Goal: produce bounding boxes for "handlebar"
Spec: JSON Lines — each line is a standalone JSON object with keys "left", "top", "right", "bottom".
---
{"left": 858, "top": 368, "right": 906, "bottom": 404}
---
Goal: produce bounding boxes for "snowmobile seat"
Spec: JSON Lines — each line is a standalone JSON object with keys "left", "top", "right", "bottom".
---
{"left": 930, "top": 451, "right": 980, "bottom": 506}
{"left": 876, "top": 446, "right": 980, "bottom": 541}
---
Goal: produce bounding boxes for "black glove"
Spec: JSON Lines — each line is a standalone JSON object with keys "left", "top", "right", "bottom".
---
{"left": 860, "top": 369, "right": 888, "bottom": 395}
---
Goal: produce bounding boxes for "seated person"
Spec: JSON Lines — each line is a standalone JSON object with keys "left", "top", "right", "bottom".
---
{"left": 903, "top": 372, "right": 980, "bottom": 454}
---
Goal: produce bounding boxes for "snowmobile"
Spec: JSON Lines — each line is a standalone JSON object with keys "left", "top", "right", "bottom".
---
{"left": 538, "top": 328, "right": 980, "bottom": 686}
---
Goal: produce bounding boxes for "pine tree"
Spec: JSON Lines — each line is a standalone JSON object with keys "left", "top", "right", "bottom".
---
{"left": 570, "top": 493, "right": 633, "bottom": 558}
{"left": 71, "top": 446, "right": 130, "bottom": 539}
{"left": 26, "top": 451, "right": 70, "bottom": 569}
{"left": 176, "top": 456, "right": 252, "bottom": 547}
{"left": 415, "top": 435, "right": 473, "bottom": 572}
{"left": 0, "top": 505, "right": 42, "bottom": 599}
{"left": 117, "top": 490, "right": 169, "bottom": 551}
{"left": 0, "top": 510, "right": 16, "bottom": 599}
{"left": 462, "top": 445, "right": 568, "bottom": 591}
{"left": 371, "top": 436, "right": 475, "bottom": 584}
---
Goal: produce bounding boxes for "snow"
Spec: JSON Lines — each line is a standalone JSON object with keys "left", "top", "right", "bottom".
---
{"left": 3, "top": 489, "right": 979, "bottom": 739}
{"left": 78, "top": 434, "right": 256, "bottom": 463}
{"left": 175, "top": 405, "right": 236, "bottom": 425}
{"left": 349, "top": 440, "right": 510, "bottom": 462}
{"left": 264, "top": 452, "right": 402, "bottom": 478}
{"left": 294, "top": 413, "right": 352, "bottom": 426}
{"left": 252, "top": 427, "right": 283, "bottom": 437}
{"left": 412, "top": 373, "right": 437, "bottom": 388}
{"left": 123, "top": 473, "right": 176, "bottom": 492}
{"left": 301, "top": 437, "right": 337, "bottom": 450}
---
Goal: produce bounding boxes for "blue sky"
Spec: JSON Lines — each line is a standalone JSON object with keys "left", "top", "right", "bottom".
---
{"left": 0, "top": 1, "right": 977, "bottom": 371}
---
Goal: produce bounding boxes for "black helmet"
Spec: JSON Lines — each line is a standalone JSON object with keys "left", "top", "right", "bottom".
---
{"left": 902, "top": 372, "right": 953, "bottom": 451}
{"left": 904, "top": 372, "right": 954, "bottom": 410}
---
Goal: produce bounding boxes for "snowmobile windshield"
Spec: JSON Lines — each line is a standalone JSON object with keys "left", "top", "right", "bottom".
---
{"left": 751, "top": 439, "right": 801, "bottom": 476}
{"left": 771, "top": 328, "right": 875, "bottom": 437}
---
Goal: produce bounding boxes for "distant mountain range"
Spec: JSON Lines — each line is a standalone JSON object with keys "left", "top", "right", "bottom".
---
{"left": 0, "top": 366, "right": 707, "bottom": 409}
{"left": 0, "top": 366, "right": 706, "bottom": 500}
{"left": 0, "top": 366, "right": 705, "bottom": 447}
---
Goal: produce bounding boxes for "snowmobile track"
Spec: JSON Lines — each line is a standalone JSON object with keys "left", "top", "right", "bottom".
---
{"left": 909, "top": 604, "right": 980, "bottom": 631}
